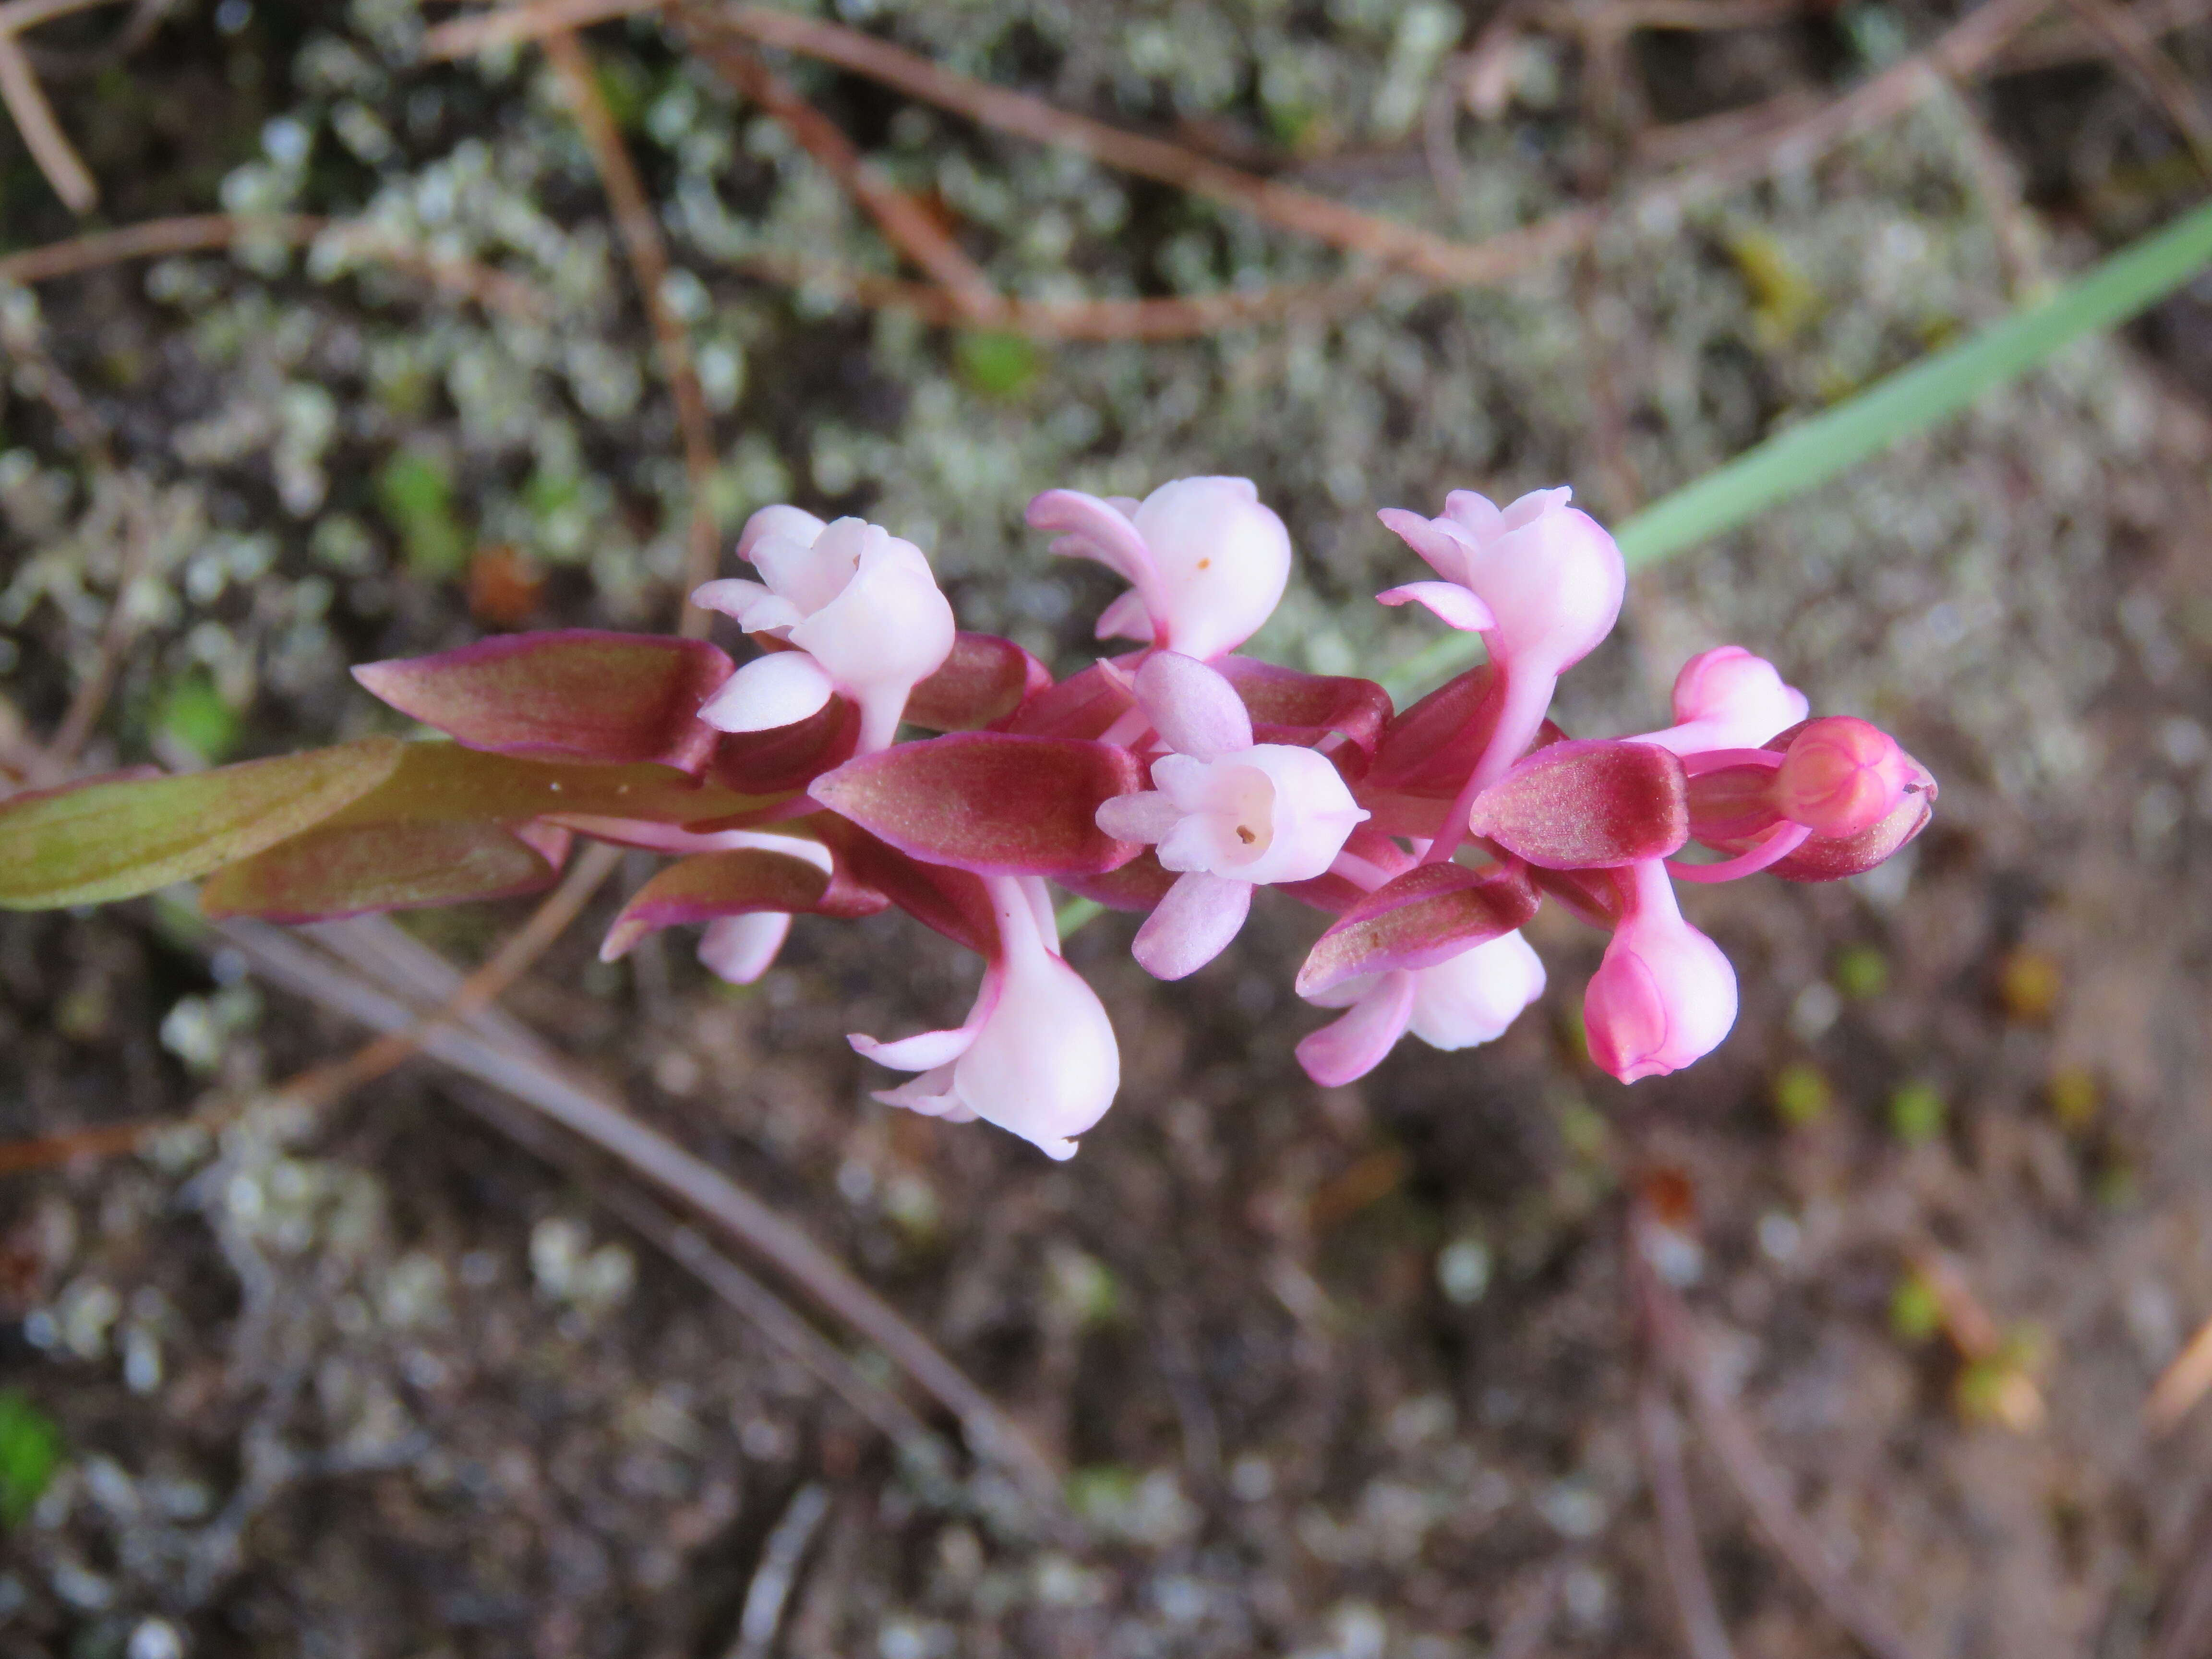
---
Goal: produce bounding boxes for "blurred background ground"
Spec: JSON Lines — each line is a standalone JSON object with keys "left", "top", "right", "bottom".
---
{"left": 4, "top": 0, "right": 2212, "bottom": 1654}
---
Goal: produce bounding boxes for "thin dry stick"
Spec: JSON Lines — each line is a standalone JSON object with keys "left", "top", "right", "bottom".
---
{"left": 1637, "top": 1236, "right": 1923, "bottom": 1659}
{"left": 1997, "top": 0, "right": 2212, "bottom": 71}
{"left": 725, "top": 249, "right": 1390, "bottom": 339}
{"left": 0, "top": 213, "right": 552, "bottom": 318}
{"left": 274, "top": 841, "right": 625, "bottom": 1114}
{"left": 431, "top": 0, "right": 1582, "bottom": 285}
{"left": 2059, "top": 0, "right": 2212, "bottom": 173}
{"left": 0, "top": 0, "right": 130, "bottom": 30}
{"left": 448, "top": 1076, "right": 944, "bottom": 1460}
{"left": 0, "top": 1118, "right": 161, "bottom": 1175}
{"left": 0, "top": 30, "right": 93, "bottom": 211}
{"left": 540, "top": 28, "right": 721, "bottom": 628}
{"left": 219, "top": 915, "right": 1062, "bottom": 1498}
{"left": 1926, "top": 72, "right": 2046, "bottom": 298}
{"left": 33, "top": 472, "right": 152, "bottom": 782}
{"left": 685, "top": 28, "right": 999, "bottom": 319}
{"left": 2147, "top": 1310, "right": 2212, "bottom": 1431}
{"left": 1635, "top": 1378, "right": 1737, "bottom": 1659}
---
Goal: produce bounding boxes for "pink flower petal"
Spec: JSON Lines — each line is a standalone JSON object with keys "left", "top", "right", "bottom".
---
{"left": 1131, "top": 871, "right": 1252, "bottom": 980}
{"left": 1376, "top": 507, "right": 1475, "bottom": 585}
{"left": 1095, "top": 790, "right": 1182, "bottom": 843}
{"left": 1027, "top": 488, "right": 1158, "bottom": 591}
{"left": 1295, "top": 970, "right": 1416, "bottom": 1086}
{"left": 1133, "top": 651, "right": 1252, "bottom": 761}
{"left": 736, "top": 503, "right": 828, "bottom": 561}
{"left": 848, "top": 1023, "right": 981, "bottom": 1071}
{"left": 1094, "top": 588, "right": 1154, "bottom": 643}
{"left": 1375, "top": 580, "right": 1496, "bottom": 633}
{"left": 698, "top": 650, "right": 837, "bottom": 733}
{"left": 697, "top": 912, "right": 793, "bottom": 985}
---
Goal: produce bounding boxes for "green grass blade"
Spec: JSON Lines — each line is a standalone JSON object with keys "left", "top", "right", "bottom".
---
{"left": 1383, "top": 195, "right": 2212, "bottom": 698}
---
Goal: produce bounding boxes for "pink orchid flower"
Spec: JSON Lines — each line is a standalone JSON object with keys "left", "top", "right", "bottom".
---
{"left": 1376, "top": 488, "right": 1628, "bottom": 860}
{"left": 1631, "top": 646, "right": 1809, "bottom": 756}
{"left": 1095, "top": 652, "right": 1368, "bottom": 979}
{"left": 1298, "top": 928, "right": 1548, "bottom": 1085}
{"left": 694, "top": 507, "right": 956, "bottom": 753}
{"left": 850, "top": 875, "right": 1119, "bottom": 1161}
{"left": 1026, "top": 477, "right": 1292, "bottom": 663}
{"left": 1582, "top": 859, "right": 1738, "bottom": 1082}
{"left": 570, "top": 817, "right": 833, "bottom": 985}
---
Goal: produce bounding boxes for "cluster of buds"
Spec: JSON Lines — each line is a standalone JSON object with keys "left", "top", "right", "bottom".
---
{"left": 0, "top": 478, "right": 1933, "bottom": 1162}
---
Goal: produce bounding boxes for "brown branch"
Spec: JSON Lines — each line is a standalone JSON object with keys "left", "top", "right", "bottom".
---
{"left": 0, "top": 30, "right": 93, "bottom": 211}
{"left": 32, "top": 471, "right": 151, "bottom": 782}
{"left": 2059, "top": 0, "right": 2212, "bottom": 174}
{"left": 540, "top": 28, "right": 721, "bottom": 633}
{"left": 1635, "top": 1378, "right": 1738, "bottom": 1659}
{"left": 2149, "top": 1309, "right": 2212, "bottom": 1431}
{"left": 0, "top": 212, "right": 552, "bottom": 318}
{"left": 1996, "top": 0, "right": 2212, "bottom": 72}
{"left": 274, "top": 841, "right": 626, "bottom": 1114}
{"left": 0, "top": 0, "right": 130, "bottom": 30}
{"left": 723, "top": 249, "right": 1393, "bottom": 338}
{"left": 684, "top": 27, "right": 999, "bottom": 319}
{"left": 1634, "top": 1211, "right": 1925, "bottom": 1659}
{"left": 221, "top": 913, "right": 1065, "bottom": 1501}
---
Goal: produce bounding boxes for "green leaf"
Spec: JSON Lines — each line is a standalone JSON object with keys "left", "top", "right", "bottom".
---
{"left": 1382, "top": 197, "right": 2212, "bottom": 699}
{"left": 0, "top": 1390, "right": 62, "bottom": 1529}
{"left": 0, "top": 738, "right": 404, "bottom": 910}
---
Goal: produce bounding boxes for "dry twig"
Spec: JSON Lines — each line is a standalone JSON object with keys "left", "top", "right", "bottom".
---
{"left": 1635, "top": 1213, "right": 1925, "bottom": 1659}
{"left": 218, "top": 914, "right": 1062, "bottom": 1498}
{"left": 2147, "top": 1308, "right": 2212, "bottom": 1431}
{"left": 0, "top": 212, "right": 551, "bottom": 317}
{"left": 540, "top": 29, "right": 721, "bottom": 627}
{"left": 30, "top": 472, "right": 153, "bottom": 783}
{"left": 0, "top": 31, "right": 92, "bottom": 210}
{"left": 1635, "top": 1377, "right": 1738, "bottom": 1659}
{"left": 2058, "top": 0, "right": 2212, "bottom": 175}
{"left": 684, "top": 27, "right": 999, "bottom": 319}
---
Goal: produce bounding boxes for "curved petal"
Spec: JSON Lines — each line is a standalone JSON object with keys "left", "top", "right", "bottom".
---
{"left": 697, "top": 912, "right": 793, "bottom": 985}
{"left": 1094, "top": 588, "right": 1154, "bottom": 643}
{"left": 1027, "top": 488, "right": 1159, "bottom": 590}
{"left": 1376, "top": 507, "right": 1476, "bottom": 584}
{"left": 736, "top": 503, "right": 827, "bottom": 562}
{"left": 1131, "top": 871, "right": 1252, "bottom": 981}
{"left": 1134, "top": 651, "right": 1252, "bottom": 761}
{"left": 872, "top": 1063, "right": 978, "bottom": 1120}
{"left": 849, "top": 1023, "right": 982, "bottom": 1071}
{"left": 1376, "top": 580, "right": 1496, "bottom": 633}
{"left": 698, "top": 650, "right": 837, "bottom": 734}
{"left": 1295, "top": 970, "right": 1416, "bottom": 1087}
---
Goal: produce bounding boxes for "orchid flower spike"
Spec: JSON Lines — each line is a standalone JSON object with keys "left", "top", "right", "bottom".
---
{"left": 694, "top": 508, "right": 956, "bottom": 754}
{"left": 1583, "top": 860, "right": 1738, "bottom": 1082}
{"left": 1634, "top": 646, "right": 1809, "bottom": 756}
{"left": 1095, "top": 652, "right": 1368, "bottom": 979}
{"left": 1298, "top": 930, "right": 1548, "bottom": 1085}
{"left": 1375, "top": 487, "right": 1626, "bottom": 680}
{"left": 1026, "top": 477, "right": 1292, "bottom": 662}
{"left": 850, "top": 876, "right": 1119, "bottom": 1161}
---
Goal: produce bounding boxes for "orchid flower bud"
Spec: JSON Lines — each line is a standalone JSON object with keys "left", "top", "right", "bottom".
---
{"left": 695, "top": 512, "right": 957, "bottom": 754}
{"left": 1376, "top": 487, "right": 1625, "bottom": 679}
{"left": 1027, "top": 477, "right": 1291, "bottom": 662}
{"left": 1582, "top": 862, "right": 1738, "bottom": 1082}
{"left": 1635, "top": 646, "right": 1809, "bottom": 756}
{"left": 1093, "top": 653, "right": 1368, "bottom": 979}
{"left": 698, "top": 912, "right": 793, "bottom": 986}
{"left": 853, "top": 876, "right": 1119, "bottom": 1160}
{"left": 1774, "top": 716, "right": 1912, "bottom": 838}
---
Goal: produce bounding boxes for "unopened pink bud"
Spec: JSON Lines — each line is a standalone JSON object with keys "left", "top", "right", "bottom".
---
{"left": 1774, "top": 716, "right": 1911, "bottom": 838}
{"left": 1407, "top": 930, "right": 1547, "bottom": 1050}
{"left": 1637, "top": 646, "right": 1809, "bottom": 755}
{"left": 1583, "top": 863, "right": 1737, "bottom": 1082}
